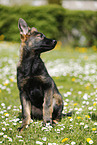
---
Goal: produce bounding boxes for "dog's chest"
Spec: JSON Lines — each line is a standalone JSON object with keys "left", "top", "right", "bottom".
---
{"left": 25, "top": 76, "right": 43, "bottom": 94}
{"left": 26, "top": 78, "right": 44, "bottom": 107}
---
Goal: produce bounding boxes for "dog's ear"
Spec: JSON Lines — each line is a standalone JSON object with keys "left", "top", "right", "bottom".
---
{"left": 31, "top": 27, "right": 37, "bottom": 33}
{"left": 18, "top": 18, "right": 29, "bottom": 35}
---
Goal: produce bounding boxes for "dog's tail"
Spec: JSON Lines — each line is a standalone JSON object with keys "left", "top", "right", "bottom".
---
{"left": 62, "top": 111, "right": 75, "bottom": 117}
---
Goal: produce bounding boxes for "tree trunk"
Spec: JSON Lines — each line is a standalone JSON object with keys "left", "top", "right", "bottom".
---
{"left": 48, "top": 0, "right": 62, "bottom": 5}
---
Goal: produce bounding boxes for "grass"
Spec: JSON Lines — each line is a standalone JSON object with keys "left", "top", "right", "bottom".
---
{"left": 0, "top": 41, "right": 97, "bottom": 145}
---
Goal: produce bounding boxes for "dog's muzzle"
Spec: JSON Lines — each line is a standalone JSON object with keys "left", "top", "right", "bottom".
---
{"left": 53, "top": 40, "right": 57, "bottom": 47}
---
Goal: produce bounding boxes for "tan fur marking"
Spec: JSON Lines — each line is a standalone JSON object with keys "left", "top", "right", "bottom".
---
{"left": 43, "top": 89, "right": 53, "bottom": 122}
{"left": 53, "top": 120, "right": 58, "bottom": 124}
{"left": 53, "top": 94, "right": 63, "bottom": 106}
{"left": 34, "top": 75, "right": 47, "bottom": 83}
{"left": 28, "top": 41, "right": 33, "bottom": 47}
{"left": 19, "top": 95, "right": 31, "bottom": 131}
{"left": 20, "top": 76, "right": 30, "bottom": 88}
{"left": 31, "top": 27, "right": 37, "bottom": 33}
{"left": 17, "top": 42, "right": 26, "bottom": 67}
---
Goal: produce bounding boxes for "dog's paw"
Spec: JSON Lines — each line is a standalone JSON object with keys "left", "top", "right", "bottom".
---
{"left": 52, "top": 120, "right": 58, "bottom": 125}
{"left": 43, "top": 119, "right": 53, "bottom": 126}
{"left": 17, "top": 126, "right": 23, "bottom": 132}
{"left": 42, "top": 121, "right": 46, "bottom": 126}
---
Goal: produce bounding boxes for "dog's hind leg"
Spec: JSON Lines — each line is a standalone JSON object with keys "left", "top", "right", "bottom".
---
{"left": 52, "top": 93, "right": 63, "bottom": 121}
{"left": 43, "top": 88, "right": 53, "bottom": 126}
{"left": 18, "top": 92, "right": 31, "bottom": 132}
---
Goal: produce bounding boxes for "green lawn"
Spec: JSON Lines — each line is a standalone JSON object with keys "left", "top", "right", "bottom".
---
{"left": 0, "top": 42, "right": 97, "bottom": 145}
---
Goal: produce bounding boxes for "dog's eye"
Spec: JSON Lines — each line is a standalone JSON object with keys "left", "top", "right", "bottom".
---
{"left": 37, "top": 34, "right": 43, "bottom": 38}
{"left": 37, "top": 35, "right": 40, "bottom": 38}
{"left": 37, "top": 34, "right": 41, "bottom": 38}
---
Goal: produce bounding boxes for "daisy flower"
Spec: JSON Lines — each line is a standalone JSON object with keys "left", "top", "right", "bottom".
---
{"left": 36, "top": 141, "right": 43, "bottom": 145}
{"left": 1, "top": 103, "right": 5, "bottom": 107}
{"left": 94, "top": 122, "right": 97, "bottom": 125}
{"left": 84, "top": 125, "right": 88, "bottom": 129}
{"left": 0, "top": 132, "right": 4, "bottom": 136}
{"left": 86, "top": 138, "right": 93, "bottom": 144}
{"left": 2, "top": 128, "right": 6, "bottom": 131}
{"left": 4, "top": 113, "right": 9, "bottom": 117}
{"left": 19, "top": 140, "right": 24, "bottom": 142}
{"left": 42, "top": 137, "right": 47, "bottom": 141}
{"left": 71, "top": 141, "right": 76, "bottom": 145}
{"left": 3, "top": 135, "right": 8, "bottom": 138}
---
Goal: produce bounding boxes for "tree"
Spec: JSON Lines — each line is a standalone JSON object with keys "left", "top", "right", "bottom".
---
{"left": 48, "top": 0, "right": 62, "bottom": 5}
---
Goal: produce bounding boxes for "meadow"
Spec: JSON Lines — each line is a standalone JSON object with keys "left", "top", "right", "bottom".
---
{"left": 0, "top": 41, "right": 97, "bottom": 145}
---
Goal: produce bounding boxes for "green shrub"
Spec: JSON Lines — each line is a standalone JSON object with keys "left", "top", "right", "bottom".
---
{"left": 48, "top": 0, "right": 62, "bottom": 5}
{"left": 0, "top": 4, "right": 97, "bottom": 47}
{"left": 0, "top": 5, "right": 65, "bottom": 42}
{"left": 64, "top": 10, "right": 97, "bottom": 47}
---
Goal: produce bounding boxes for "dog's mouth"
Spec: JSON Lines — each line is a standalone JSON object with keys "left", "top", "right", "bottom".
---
{"left": 41, "top": 39, "right": 57, "bottom": 49}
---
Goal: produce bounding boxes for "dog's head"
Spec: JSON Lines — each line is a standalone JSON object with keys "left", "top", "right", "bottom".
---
{"left": 18, "top": 18, "right": 57, "bottom": 53}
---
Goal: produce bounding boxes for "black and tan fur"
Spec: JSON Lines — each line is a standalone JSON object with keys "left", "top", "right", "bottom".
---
{"left": 17, "top": 18, "right": 63, "bottom": 131}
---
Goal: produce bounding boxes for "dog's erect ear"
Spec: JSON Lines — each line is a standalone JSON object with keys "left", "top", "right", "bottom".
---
{"left": 31, "top": 27, "right": 37, "bottom": 33}
{"left": 18, "top": 18, "right": 29, "bottom": 35}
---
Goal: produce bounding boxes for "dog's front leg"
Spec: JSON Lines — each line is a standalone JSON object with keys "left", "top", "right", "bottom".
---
{"left": 43, "top": 88, "right": 53, "bottom": 126}
{"left": 18, "top": 92, "right": 31, "bottom": 132}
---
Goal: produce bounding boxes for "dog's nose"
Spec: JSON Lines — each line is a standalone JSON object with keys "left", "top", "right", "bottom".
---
{"left": 53, "top": 40, "right": 57, "bottom": 45}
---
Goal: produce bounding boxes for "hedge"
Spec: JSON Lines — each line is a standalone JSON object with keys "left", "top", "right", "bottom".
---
{"left": 0, "top": 5, "right": 65, "bottom": 42}
{"left": 64, "top": 10, "right": 97, "bottom": 47}
{"left": 0, "top": 4, "right": 97, "bottom": 47}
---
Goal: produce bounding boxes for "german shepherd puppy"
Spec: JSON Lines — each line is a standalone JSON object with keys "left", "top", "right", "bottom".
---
{"left": 17, "top": 18, "right": 63, "bottom": 131}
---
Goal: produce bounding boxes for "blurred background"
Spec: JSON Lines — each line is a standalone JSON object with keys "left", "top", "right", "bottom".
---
{"left": 0, "top": 0, "right": 97, "bottom": 47}
{"left": 1, "top": 2, "right": 97, "bottom": 145}
{"left": 0, "top": 0, "right": 97, "bottom": 10}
